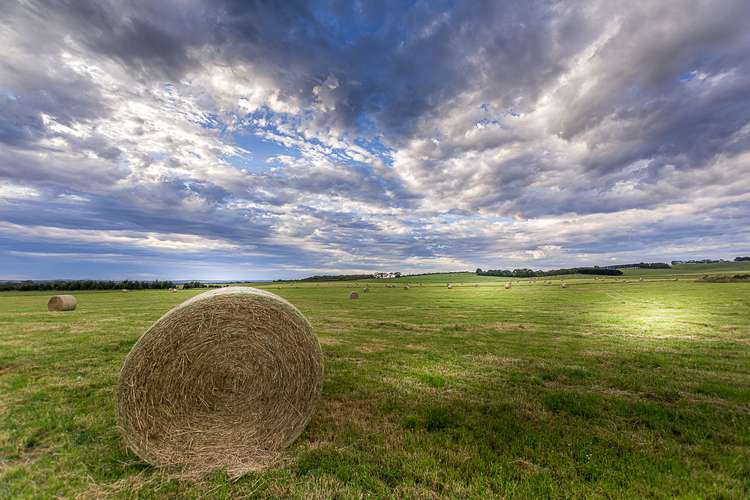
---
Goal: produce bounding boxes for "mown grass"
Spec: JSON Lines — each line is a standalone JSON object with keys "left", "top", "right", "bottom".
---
{"left": 1, "top": 277, "right": 749, "bottom": 498}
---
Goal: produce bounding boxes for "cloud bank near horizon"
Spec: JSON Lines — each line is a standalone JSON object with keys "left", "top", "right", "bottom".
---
{"left": 1, "top": 0, "right": 749, "bottom": 279}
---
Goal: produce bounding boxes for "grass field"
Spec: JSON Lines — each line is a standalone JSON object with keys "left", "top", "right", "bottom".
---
{"left": 1, "top": 274, "right": 749, "bottom": 497}
{"left": 263, "top": 261, "right": 750, "bottom": 287}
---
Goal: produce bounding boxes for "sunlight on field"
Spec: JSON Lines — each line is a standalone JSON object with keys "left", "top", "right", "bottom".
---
{"left": 1, "top": 277, "right": 749, "bottom": 497}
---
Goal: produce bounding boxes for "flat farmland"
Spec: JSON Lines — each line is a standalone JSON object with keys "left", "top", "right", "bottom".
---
{"left": 1, "top": 276, "right": 749, "bottom": 497}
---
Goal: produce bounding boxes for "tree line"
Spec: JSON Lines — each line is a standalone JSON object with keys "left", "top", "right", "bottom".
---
{"left": 600, "top": 262, "right": 671, "bottom": 269}
{"left": 0, "top": 280, "right": 179, "bottom": 292}
{"left": 475, "top": 267, "right": 623, "bottom": 278}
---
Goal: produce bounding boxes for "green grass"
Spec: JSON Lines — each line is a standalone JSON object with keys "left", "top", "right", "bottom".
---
{"left": 621, "top": 261, "right": 750, "bottom": 277}
{"left": 1, "top": 277, "right": 749, "bottom": 498}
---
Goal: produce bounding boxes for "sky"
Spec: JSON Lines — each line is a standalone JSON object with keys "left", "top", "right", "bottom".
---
{"left": 1, "top": 0, "right": 750, "bottom": 280}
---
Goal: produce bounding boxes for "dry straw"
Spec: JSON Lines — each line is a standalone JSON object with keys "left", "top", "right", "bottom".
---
{"left": 561, "top": 282, "right": 568, "bottom": 288}
{"left": 48, "top": 295, "right": 77, "bottom": 311}
{"left": 505, "top": 282, "right": 512, "bottom": 289}
{"left": 116, "top": 287, "right": 323, "bottom": 478}
{"left": 350, "top": 291, "right": 359, "bottom": 299}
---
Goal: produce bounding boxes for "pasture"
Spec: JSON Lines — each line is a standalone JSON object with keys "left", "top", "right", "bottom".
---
{"left": 1, "top": 272, "right": 749, "bottom": 497}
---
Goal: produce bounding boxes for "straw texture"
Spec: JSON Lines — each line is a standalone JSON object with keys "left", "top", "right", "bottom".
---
{"left": 48, "top": 295, "right": 77, "bottom": 311}
{"left": 116, "top": 287, "right": 323, "bottom": 478}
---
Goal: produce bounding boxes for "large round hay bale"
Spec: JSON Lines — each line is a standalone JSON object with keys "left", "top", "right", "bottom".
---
{"left": 47, "top": 295, "right": 77, "bottom": 311}
{"left": 363, "top": 286, "right": 369, "bottom": 293}
{"left": 505, "top": 282, "right": 512, "bottom": 289}
{"left": 447, "top": 283, "right": 453, "bottom": 289}
{"left": 404, "top": 285, "right": 410, "bottom": 290}
{"left": 350, "top": 291, "right": 359, "bottom": 300}
{"left": 561, "top": 282, "right": 567, "bottom": 288}
{"left": 116, "top": 287, "right": 323, "bottom": 478}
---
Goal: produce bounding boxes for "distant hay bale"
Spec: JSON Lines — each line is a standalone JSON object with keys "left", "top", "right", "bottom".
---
{"left": 639, "top": 277, "right": 644, "bottom": 282}
{"left": 447, "top": 283, "right": 453, "bottom": 289}
{"left": 47, "top": 295, "right": 77, "bottom": 311}
{"left": 505, "top": 282, "right": 512, "bottom": 289}
{"left": 404, "top": 285, "right": 410, "bottom": 290}
{"left": 350, "top": 291, "right": 359, "bottom": 300}
{"left": 122, "top": 289, "right": 129, "bottom": 293}
{"left": 116, "top": 287, "right": 322, "bottom": 478}
{"left": 363, "top": 287, "right": 369, "bottom": 293}
{"left": 561, "top": 282, "right": 567, "bottom": 288}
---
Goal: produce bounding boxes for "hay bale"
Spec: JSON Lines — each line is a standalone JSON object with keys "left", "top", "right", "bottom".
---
{"left": 404, "top": 285, "right": 410, "bottom": 290}
{"left": 47, "top": 295, "right": 77, "bottom": 311}
{"left": 122, "top": 289, "right": 129, "bottom": 293}
{"left": 350, "top": 291, "right": 359, "bottom": 300}
{"left": 639, "top": 277, "right": 644, "bottom": 282}
{"left": 561, "top": 282, "right": 567, "bottom": 288}
{"left": 447, "top": 283, "right": 453, "bottom": 289}
{"left": 363, "top": 287, "right": 369, "bottom": 293}
{"left": 505, "top": 282, "right": 512, "bottom": 289}
{"left": 116, "top": 287, "right": 322, "bottom": 478}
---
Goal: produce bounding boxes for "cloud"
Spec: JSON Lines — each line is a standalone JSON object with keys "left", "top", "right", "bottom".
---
{"left": 0, "top": 221, "right": 240, "bottom": 252}
{"left": 0, "top": 0, "right": 748, "bottom": 278}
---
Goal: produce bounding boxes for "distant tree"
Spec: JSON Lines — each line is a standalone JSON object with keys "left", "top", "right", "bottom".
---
{"left": 477, "top": 267, "right": 622, "bottom": 277}
{"left": 0, "top": 279, "right": 176, "bottom": 292}
{"left": 735, "top": 256, "right": 750, "bottom": 261}
{"left": 182, "top": 281, "right": 206, "bottom": 289}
